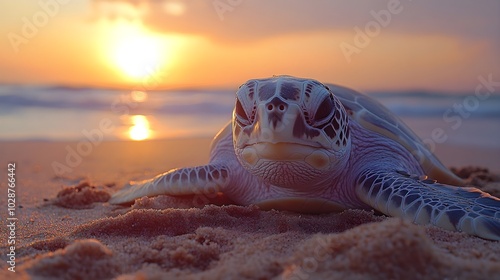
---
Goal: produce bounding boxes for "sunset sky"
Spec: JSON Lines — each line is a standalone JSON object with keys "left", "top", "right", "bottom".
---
{"left": 1, "top": 0, "right": 499, "bottom": 91}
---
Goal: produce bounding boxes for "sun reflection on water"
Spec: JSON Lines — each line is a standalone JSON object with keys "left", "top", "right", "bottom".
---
{"left": 128, "top": 115, "right": 151, "bottom": 141}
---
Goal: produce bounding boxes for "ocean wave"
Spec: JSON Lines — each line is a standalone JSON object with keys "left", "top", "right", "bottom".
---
{"left": 1, "top": 85, "right": 499, "bottom": 118}
{"left": 1, "top": 85, "right": 498, "bottom": 144}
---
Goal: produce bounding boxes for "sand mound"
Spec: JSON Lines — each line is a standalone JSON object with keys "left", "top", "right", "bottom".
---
{"left": 15, "top": 203, "right": 499, "bottom": 280}
{"left": 23, "top": 239, "right": 117, "bottom": 280}
{"left": 53, "top": 182, "right": 110, "bottom": 209}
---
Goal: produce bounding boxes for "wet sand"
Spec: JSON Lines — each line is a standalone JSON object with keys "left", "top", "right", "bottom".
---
{"left": 0, "top": 140, "right": 499, "bottom": 279}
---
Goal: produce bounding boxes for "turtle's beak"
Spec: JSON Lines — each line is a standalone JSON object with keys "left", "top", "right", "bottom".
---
{"left": 240, "top": 142, "right": 331, "bottom": 170}
{"left": 237, "top": 99, "right": 331, "bottom": 170}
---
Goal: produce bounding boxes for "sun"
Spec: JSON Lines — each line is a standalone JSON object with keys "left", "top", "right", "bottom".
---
{"left": 108, "top": 23, "right": 169, "bottom": 80}
{"left": 114, "top": 36, "right": 161, "bottom": 79}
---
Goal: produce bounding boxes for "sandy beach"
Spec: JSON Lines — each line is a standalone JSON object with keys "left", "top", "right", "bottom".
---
{"left": 2, "top": 0, "right": 500, "bottom": 279}
{"left": 0, "top": 139, "right": 499, "bottom": 279}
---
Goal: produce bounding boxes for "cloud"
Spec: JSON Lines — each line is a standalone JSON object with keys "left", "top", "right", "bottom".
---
{"left": 92, "top": 0, "right": 500, "bottom": 44}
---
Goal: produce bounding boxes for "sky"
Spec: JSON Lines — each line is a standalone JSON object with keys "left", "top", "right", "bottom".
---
{"left": 0, "top": 0, "right": 499, "bottom": 91}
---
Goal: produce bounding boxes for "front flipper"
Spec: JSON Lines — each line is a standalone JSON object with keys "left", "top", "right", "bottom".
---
{"left": 356, "top": 170, "right": 500, "bottom": 241}
{"left": 109, "top": 164, "right": 230, "bottom": 205}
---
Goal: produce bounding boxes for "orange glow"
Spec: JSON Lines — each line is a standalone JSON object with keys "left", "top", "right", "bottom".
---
{"left": 109, "top": 23, "right": 165, "bottom": 80}
{"left": 163, "top": 1, "right": 186, "bottom": 16}
{"left": 0, "top": 2, "right": 498, "bottom": 92}
{"left": 102, "top": 21, "right": 181, "bottom": 83}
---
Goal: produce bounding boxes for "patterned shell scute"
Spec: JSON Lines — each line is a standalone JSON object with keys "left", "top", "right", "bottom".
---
{"left": 325, "top": 83, "right": 462, "bottom": 185}
{"left": 327, "top": 83, "right": 421, "bottom": 146}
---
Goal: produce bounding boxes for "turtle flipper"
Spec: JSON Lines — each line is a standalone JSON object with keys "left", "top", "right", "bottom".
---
{"left": 356, "top": 170, "right": 500, "bottom": 241}
{"left": 109, "top": 164, "right": 230, "bottom": 204}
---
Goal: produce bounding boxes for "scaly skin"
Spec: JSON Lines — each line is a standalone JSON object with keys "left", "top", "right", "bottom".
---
{"left": 210, "top": 120, "right": 422, "bottom": 211}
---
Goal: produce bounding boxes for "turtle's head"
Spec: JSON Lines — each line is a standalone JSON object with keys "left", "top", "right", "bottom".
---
{"left": 232, "top": 76, "right": 351, "bottom": 190}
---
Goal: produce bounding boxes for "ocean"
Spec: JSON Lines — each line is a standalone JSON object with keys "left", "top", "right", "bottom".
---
{"left": 0, "top": 84, "right": 499, "bottom": 170}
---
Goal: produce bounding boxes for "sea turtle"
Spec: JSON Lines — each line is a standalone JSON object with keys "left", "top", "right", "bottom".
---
{"left": 110, "top": 76, "right": 500, "bottom": 241}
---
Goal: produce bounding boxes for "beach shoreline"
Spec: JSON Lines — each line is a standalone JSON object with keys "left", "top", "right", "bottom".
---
{"left": 0, "top": 140, "right": 499, "bottom": 279}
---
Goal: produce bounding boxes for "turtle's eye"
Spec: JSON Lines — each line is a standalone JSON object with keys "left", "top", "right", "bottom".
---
{"left": 313, "top": 96, "right": 334, "bottom": 125}
{"left": 235, "top": 98, "right": 251, "bottom": 126}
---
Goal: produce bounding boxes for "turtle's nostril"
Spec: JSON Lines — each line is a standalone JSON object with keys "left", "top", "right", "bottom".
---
{"left": 266, "top": 97, "right": 288, "bottom": 112}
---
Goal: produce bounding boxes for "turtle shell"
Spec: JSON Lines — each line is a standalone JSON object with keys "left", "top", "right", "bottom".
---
{"left": 326, "top": 83, "right": 464, "bottom": 186}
